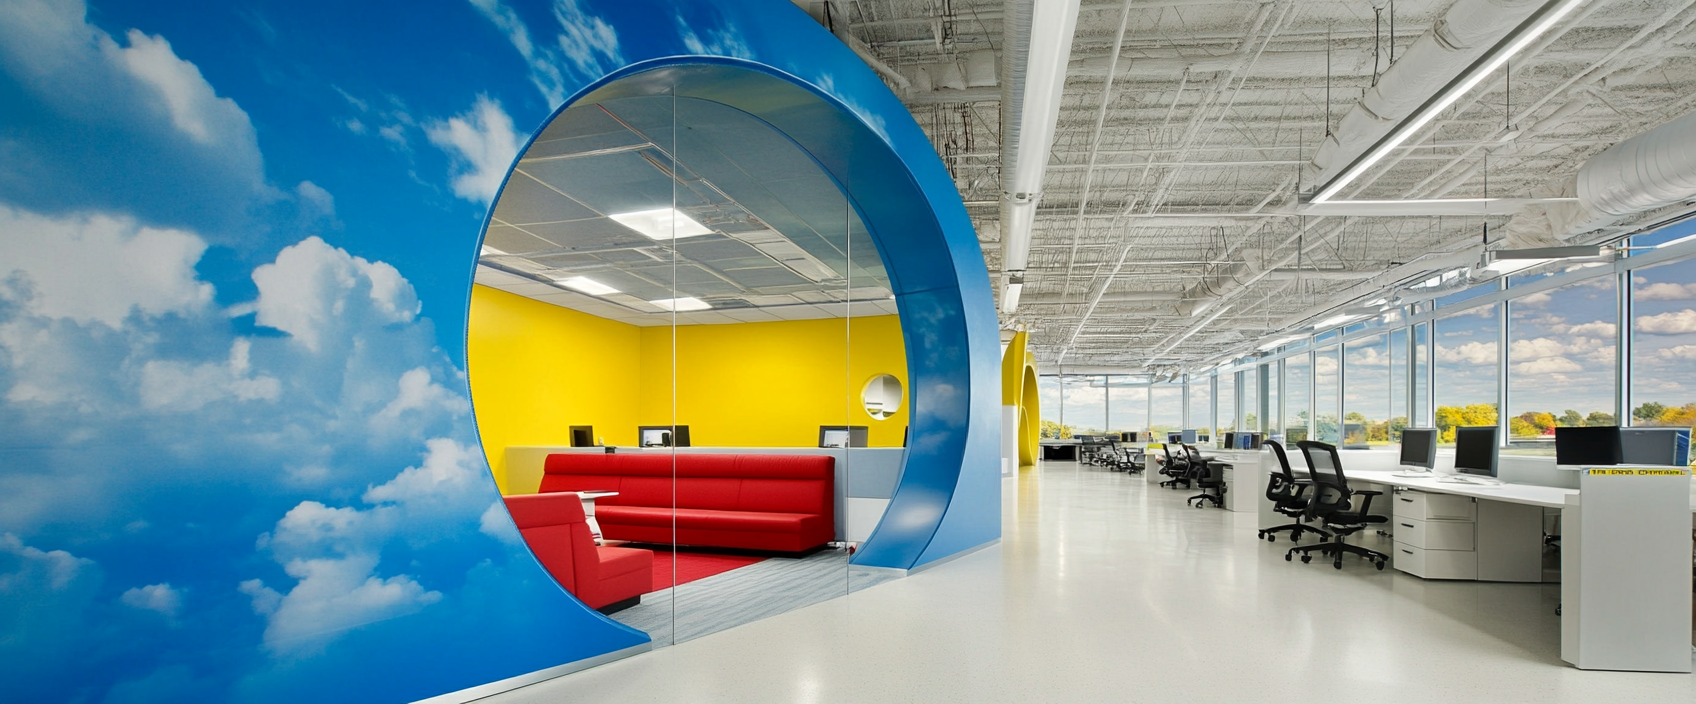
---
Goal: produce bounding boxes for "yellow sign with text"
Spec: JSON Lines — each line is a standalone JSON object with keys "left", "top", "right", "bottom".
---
{"left": 1584, "top": 468, "right": 1691, "bottom": 476}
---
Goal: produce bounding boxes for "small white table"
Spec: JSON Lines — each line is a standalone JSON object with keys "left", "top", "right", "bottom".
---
{"left": 575, "top": 491, "right": 618, "bottom": 544}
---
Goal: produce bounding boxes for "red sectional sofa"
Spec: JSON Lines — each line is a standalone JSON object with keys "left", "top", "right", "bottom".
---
{"left": 540, "top": 453, "right": 835, "bottom": 553}
{"left": 503, "top": 492, "right": 654, "bottom": 611}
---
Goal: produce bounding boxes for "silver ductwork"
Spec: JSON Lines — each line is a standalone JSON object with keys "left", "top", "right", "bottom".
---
{"left": 1306, "top": 0, "right": 1542, "bottom": 188}
{"left": 1508, "top": 106, "right": 1696, "bottom": 245}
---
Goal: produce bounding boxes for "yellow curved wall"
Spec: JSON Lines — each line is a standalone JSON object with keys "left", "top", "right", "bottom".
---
{"left": 468, "top": 285, "right": 908, "bottom": 492}
{"left": 1001, "top": 330, "right": 1040, "bottom": 468}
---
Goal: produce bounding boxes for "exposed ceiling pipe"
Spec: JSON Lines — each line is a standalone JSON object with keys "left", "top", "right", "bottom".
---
{"left": 792, "top": 1, "right": 913, "bottom": 92}
{"left": 999, "top": 0, "right": 1082, "bottom": 316}
{"left": 1508, "top": 105, "right": 1696, "bottom": 243}
{"left": 1022, "top": 291, "right": 1184, "bottom": 305}
{"left": 1260, "top": 268, "right": 1381, "bottom": 280}
{"left": 1305, "top": 0, "right": 1544, "bottom": 190}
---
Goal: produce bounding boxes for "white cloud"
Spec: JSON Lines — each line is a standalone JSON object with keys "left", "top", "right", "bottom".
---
{"left": 363, "top": 437, "right": 482, "bottom": 509}
{"left": 1516, "top": 291, "right": 1552, "bottom": 307}
{"left": 111, "top": 29, "right": 251, "bottom": 146}
{"left": 1509, "top": 336, "right": 1567, "bottom": 362}
{"left": 0, "top": 532, "right": 92, "bottom": 590}
{"left": 1655, "top": 344, "right": 1696, "bottom": 361}
{"left": 676, "top": 14, "right": 754, "bottom": 59}
{"left": 469, "top": 0, "right": 567, "bottom": 105}
{"left": 251, "top": 236, "right": 420, "bottom": 352}
{"left": 1436, "top": 340, "right": 1498, "bottom": 365}
{"left": 426, "top": 95, "right": 521, "bottom": 205}
{"left": 1559, "top": 321, "right": 1617, "bottom": 337}
{"left": 295, "top": 181, "right": 335, "bottom": 221}
{"left": 120, "top": 582, "right": 183, "bottom": 618}
{"left": 0, "top": 205, "right": 212, "bottom": 327}
{"left": 552, "top": 0, "right": 623, "bottom": 79}
{"left": 1635, "top": 282, "right": 1696, "bottom": 301}
{"left": 1636, "top": 309, "right": 1696, "bottom": 335}
{"left": 1346, "top": 346, "right": 1388, "bottom": 367}
{"left": 139, "top": 339, "right": 281, "bottom": 411}
{"left": 1513, "top": 356, "right": 1582, "bottom": 375}
{"left": 376, "top": 367, "right": 469, "bottom": 422}
{"left": 479, "top": 502, "right": 521, "bottom": 544}
{"left": 251, "top": 554, "right": 440, "bottom": 654}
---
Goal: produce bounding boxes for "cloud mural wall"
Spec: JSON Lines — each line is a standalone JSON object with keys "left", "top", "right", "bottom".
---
{"left": 2, "top": 0, "right": 1000, "bottom": 702}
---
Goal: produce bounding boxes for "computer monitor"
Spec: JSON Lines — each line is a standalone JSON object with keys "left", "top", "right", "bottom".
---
{"left": 1398, "top": 428, "right": 1438, "bottom": 470}
{"left": 1452, "top": 426, "right": 1498, "bottom": 477}
{"left": 569, "top": 425, "right": 594, "bottom": 448}
{"left": 1223, "top": 432, "right": 1236, "bottom": 450}
{"left": 818, "top": 425, "right": 868, "bottom": 448}
{"left": 1554, "top": 426, "right": 1622, "bottom": 466}
{"left": 637, "top": 425, "right": 691, "bottom": 448}
{"left": 1342, "top": 422, "right": 1368, "bottom": 449}
{"left": 1618, "top": 427, "right": 1688, "bottom": 466}
{"left": 1181, "top": 429, "right": 1198, "bottom": 444}
{"left": 1167, "top": 432, "right": 1183, "bottom": 445}
{"left": 1241, "top": 432, "right": 1263, "bottom": 450}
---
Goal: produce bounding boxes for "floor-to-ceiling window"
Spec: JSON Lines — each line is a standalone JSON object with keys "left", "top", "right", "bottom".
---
{"left": 1187, "top": 375, "right": 1213, "bottom": 437}
{"left": 1285, "top": 352, "right": 1312, "bottom": 443}
{"left": 1217, "top": 371, "right": 1236, "bottom": 437}
{"left": 1343, "top": 333, "right": 1390, "bottom": 446}
{"left": 1150, "top": 383, "right": 1183, "bottom": 436}
{"left": 1038, "top": 374, "right": 1066, "bottom": 438}
{"left": 1062, "top": 376, "right": 1107, "bottom": 436}
{"left": 1314, "top": 345, "right": 1342, "bottom": 444}
{"left": 1630, "top": 257, "right": 1696, "bottom": 427}
{"left": 1434, "top": 302, "right": 1501, "bottom": 445}
{"left": 1107, "top": 379, "right": 1148, "bottom": 435}
{"left": 1506, "top": 277, "right": 1618, "bottom": 454}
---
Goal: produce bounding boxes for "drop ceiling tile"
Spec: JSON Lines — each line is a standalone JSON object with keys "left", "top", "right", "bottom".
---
{"left": 493, "top": 174, "right": 600, "bottom": 224}
{"left": 483, "top": 225, "right": 560, "bottom": 255}
{"left": 473, "top": 265, "right": 530, "bottom": 286}
{"left": 718, "top": 308, "right": 784, "bottom": 323}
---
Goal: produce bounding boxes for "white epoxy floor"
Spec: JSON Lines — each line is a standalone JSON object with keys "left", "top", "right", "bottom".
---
{"left": 482, "top": 461, "right": 1695, "bottom": 703}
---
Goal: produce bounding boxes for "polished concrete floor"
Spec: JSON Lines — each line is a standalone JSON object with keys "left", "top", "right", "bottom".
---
{"left": 483, "top": 461, "right": 1696, "bottom": 703}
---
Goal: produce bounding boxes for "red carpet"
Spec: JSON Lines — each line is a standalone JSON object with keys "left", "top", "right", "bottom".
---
{"left": 651, "top": 551, "right": 766, "bottom": 591}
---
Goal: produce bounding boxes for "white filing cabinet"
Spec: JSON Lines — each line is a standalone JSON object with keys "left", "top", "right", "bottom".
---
{"left": 1391, "top": 488, "right": 1546, "bottom": 582}
{"left": 1391, "top": 489, "right": 1479, "bottom": 580}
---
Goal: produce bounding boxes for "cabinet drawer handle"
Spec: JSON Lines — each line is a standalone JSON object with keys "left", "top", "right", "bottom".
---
{"left": 1399, "top": 497, "right": 1413, "bottom": 502}
{"left": 1400, "top": 523, "right": 1414, "bottom": 528}
{"left": 1401, "top": 550, "right": 1413, "bottom": 555}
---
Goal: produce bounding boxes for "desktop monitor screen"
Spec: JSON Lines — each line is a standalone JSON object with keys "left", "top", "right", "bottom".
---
{"left": 1181, "top": 429, "right": 1199, "bottom": 444}
{"left": 818, "top": 425, "right": 868, "bottom": 448}
{"left": 1554, "top": 426, "right": 1622, "bottom": 466}
{"left": 1223, "top": 432, "right": 1236, "bottom": 450}
{"left": 569, "top": 425, "right": 594, "bottom": 448}
{"left": 1167, "top": 432, "right": 1182, "bottom": 445}
{"left": 1619, "top": 427, "right": 1690, "bottom": 466}
{"left": 1398, "top": 429, "right": 1438, "bottom": 470}
{"left": 1452, "top": 426, "right": 1498, "bottom": 477}
{"left": 639, "top": 427, "right": 669, "bottom": 447}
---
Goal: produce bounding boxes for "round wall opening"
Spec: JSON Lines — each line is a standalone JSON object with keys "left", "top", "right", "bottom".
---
{"left": 862, "top": 374, "right": 903, "bottom": 420}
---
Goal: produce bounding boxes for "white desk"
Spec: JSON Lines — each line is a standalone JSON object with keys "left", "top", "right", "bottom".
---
{"left": 1345, "top": 469, "right": 1576, "bottom": 508}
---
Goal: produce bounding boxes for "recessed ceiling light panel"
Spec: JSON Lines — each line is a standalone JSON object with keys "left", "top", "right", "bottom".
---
{"left": 609, "top": 207, "right": 713, "bottom": 240}
{"left": 557, "top": 276, "right": 618, "bottom": 296}
{"left": 649, "top": 296, "right": 711, "bottom": 312}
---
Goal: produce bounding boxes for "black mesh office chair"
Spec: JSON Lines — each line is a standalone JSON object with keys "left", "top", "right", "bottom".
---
{"left": 1256, "top": 441, "right": 1329, "bottom": 543}
{"left": 1156, "top": 444, "right": 1191, "bottom": 489}
{"left": 1285, "top": 441, "right": 1388, "bottom": 570}
{"left": 1183, "top": 444, "right": 1226, "bottom": 508}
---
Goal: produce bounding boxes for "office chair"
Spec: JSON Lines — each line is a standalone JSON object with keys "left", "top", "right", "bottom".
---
{"left": 1256, "top": 441, "right": 1330, "bottom": 543}
{"left": 1156, "top": 444, "right": 1191, "bottom": 489}
{"left": 1285, "top": 441, "right": 1388, "bottom": 570}
{"left": 1183, "top": 444, "right": 1226, "bottom": 508}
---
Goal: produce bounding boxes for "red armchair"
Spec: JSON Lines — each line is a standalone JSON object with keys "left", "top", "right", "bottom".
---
{"left": 503, "top": 492, "right": 653, "bottom": 612}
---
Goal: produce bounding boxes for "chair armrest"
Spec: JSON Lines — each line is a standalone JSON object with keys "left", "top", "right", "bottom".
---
{"left": 1353, "top": 489, "right": 1382, "bottom": 514}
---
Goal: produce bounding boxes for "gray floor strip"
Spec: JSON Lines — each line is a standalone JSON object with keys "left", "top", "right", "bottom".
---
{"left": 611, "top": 547, "right": 902, "bottom": 643}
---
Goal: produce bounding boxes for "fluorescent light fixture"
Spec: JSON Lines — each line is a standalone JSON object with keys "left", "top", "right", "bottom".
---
{"left": 1000, "top": 282, "right": 1023, "bottom": 314}
{"left": 1315, "top": 314, "right": 1360, "bottom": 329}
{"left": 1656, "top": 232, "right": 1696, "bottom": 249}
{"left": 1257, "top": 334, "right": 1303, "bottom": 351}
{"left": 1312, "top": 0, "right": 1590, "bottom": 203}
{"left": 1482, "top": 257, "right": 1548, "bottom": 275}
{"left": 556, "top": 276, "right": 618, "bottom": 296}
{"left": 649, "top": 296, "right": 711, "bottom": 312}
{"left": 608, "top": 207, "right": 713, "bottom": 240}
{"left": 1480, "top": 245, "right": 1600, "bottom": 275}
{"left": 1365, "top": 297, "right": 1389, "bottom": 307}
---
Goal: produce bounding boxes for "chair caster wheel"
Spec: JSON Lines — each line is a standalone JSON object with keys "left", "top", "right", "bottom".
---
{"left": 1285, "top": 553, "right": 1293, "bottom": 562}
{"left": 1333, "top": 561, "right": 1343, "bottom": 570}
{"left": 1376, "top": 561, "right": 1386, "bottom": 570}
{"left": 1267, "top": 535, "right": 1276, "bottom": 543}
{"left": 1300, "top": 555, "right": 1312, "bottom": 564}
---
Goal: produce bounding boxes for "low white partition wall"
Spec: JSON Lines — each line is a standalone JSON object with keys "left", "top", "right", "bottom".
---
{"left": 505, "top": 445, "right": 904, "bottom": 543}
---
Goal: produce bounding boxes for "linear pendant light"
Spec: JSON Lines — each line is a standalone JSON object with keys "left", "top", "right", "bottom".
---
{"left": 1311, "top": 0, "right": 1589, "bottom": 203}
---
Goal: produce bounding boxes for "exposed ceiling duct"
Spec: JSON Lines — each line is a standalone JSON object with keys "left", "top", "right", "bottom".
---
{"left": 998, "top": 0, "right": 1081, "bottom": 316}
{"left": 1305, "top": 0, "right": 1543, "bottom": 191}
{"left": 1507, "top": 107, "right": 1696, "bottom": 245}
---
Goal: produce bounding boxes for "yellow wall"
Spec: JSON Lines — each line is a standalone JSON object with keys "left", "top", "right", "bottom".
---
{"left": 467, "top": 286, "right": 642, "bottom": 491}
{"left": 640, "top": 316, "right": 909, "bottom": 448}
{"left": 468, "top": 284, "right": 909, "bottom": 492}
